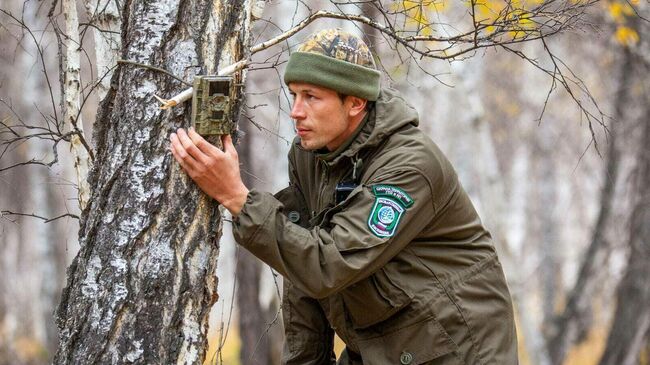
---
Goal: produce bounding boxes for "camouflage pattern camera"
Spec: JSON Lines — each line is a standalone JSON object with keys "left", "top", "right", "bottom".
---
{"left": 191, "top": 76, "right": 233, "bottom": 136}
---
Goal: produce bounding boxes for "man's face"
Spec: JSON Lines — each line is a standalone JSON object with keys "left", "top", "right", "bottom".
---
{"left": 289, "top": 82, "right": 358, "bottom": 151}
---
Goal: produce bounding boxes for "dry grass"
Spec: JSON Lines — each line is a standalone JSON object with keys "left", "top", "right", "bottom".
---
{"left": 204, "top": 325, "right": 242, "bottom": 365}
{"left": 563, "top": 325, "right": 608, "bottom": 365}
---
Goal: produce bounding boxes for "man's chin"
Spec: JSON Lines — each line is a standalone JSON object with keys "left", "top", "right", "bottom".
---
{"left": 299, "top": 139, "right": 319, "bottom": 151}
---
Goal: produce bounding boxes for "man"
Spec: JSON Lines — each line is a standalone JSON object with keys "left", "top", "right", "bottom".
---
{"left": 170, "top": 29, "right": 518, "bottom": 364}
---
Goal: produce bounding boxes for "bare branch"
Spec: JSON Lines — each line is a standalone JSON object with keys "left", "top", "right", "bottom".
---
{"left": 78, "top": 21, "right": 120, "bottom": 34}
{"left": 1, "top": 9, "right": 61, "bottom": 130}
{"left": 0, "top": 210, "right": 79, "bottom": 223}
{"left": 499, "top": 39, "right": 609, "bottom": 155}
{"left": 116, "top": 59, "right": 193, "bottom": 86}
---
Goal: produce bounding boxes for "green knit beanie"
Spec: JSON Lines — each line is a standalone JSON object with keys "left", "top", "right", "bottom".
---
{"left": 284, "top": 29, "right": 381, "bottom": 101}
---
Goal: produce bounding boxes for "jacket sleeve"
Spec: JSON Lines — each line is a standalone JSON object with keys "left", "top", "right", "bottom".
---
{"left": 273, "top": 185, "right": 335, "bottom": 364}
{"left": 232, "top": 166, "right": 437, "bottom": 299}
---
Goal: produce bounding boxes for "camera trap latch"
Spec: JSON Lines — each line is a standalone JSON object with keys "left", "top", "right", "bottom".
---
{"left": 191, "top": 76, "right": 234, "bottom": 136}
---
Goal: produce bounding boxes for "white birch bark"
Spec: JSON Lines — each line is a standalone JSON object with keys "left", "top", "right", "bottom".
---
{"left": 84, "top": 0, "right": 122, "bottom": 101}
{"left": 63, "top": 0, "right": 92, "bottom": 210}
{"left": 54, "top": 0, "right": 255, "bottom": 363}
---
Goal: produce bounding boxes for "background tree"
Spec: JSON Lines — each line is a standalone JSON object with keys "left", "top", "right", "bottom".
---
{"left": 235, "top": 117, "right": 282, "bottom": 365}
{"left": 597, "top": 8, "right": 650, "bottom": 364}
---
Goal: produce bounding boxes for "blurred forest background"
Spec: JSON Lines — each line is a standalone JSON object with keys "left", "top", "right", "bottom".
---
{"left": 1, "top": 0, "right": 648, "bottom": 364}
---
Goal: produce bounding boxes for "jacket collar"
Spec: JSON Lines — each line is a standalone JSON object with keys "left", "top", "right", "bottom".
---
{"left": 310, "top": 87, "right": 420, "bottom": 166}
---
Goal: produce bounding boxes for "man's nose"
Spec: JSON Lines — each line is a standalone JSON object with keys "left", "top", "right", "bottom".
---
{"left": 290, "top": 98, "right": 306, "bottom": 120}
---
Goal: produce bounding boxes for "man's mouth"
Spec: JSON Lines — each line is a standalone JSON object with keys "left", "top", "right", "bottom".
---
{"left": 296, "top": 128, "right": 311, "bottom": 137}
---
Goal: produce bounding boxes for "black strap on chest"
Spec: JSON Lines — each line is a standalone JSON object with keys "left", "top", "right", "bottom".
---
{"left": 334, "top": 133, "right": 393, "bottom": 204}
{"left": 335, "top": 156, "right": 363, "bottom": 204}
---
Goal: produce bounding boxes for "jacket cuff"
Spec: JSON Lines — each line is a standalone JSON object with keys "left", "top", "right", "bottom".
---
{"left": 232, "top": 189, "right": 278, "bottom": 247}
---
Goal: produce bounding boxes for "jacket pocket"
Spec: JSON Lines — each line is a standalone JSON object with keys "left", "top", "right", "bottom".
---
{"left": 447, "top": 256, "right": 518, "bottom": 364}
{"left": 309, "top": 185, "right": 365, "bottom": 228}
{"left": 357, "top": 316, "right": 461, "bottom": 365}
{"left": 340, "top": 266, "right": 413, "bottom": 329}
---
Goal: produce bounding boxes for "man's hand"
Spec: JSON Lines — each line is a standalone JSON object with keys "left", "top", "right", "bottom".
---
{"left": 169, "top": 128, "right": 249, "bottom": 216}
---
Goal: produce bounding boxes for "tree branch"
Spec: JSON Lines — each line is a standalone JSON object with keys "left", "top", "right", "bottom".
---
{"left": 117, "top": 59, "right": 193, "bottom": 86}
{"left": 0, "top": 210, "right": 79, "bottom": 223}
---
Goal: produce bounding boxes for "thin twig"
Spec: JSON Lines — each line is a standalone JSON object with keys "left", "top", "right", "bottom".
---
{"left": 0, "top": 210, "right": 79, "bottom": 223}
{"left": 117, "top": 59, "right": 193, "bottom": 86}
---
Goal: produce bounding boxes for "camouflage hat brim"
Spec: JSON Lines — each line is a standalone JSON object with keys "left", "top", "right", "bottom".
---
{"left": 284, "top": 52, "right": 381, "bottom": 101}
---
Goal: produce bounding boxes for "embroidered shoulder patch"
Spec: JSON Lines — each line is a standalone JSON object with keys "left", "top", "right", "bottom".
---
{"left": 368, "top": 185, "right": 413, "bottom": 238}
{"left": 372, "top": 185, "right": 414, "bottom": 207}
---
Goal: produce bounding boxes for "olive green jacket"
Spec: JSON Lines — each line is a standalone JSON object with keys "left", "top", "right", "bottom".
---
{"left": 233, "top": 88, "right": 518, "bottom": 365}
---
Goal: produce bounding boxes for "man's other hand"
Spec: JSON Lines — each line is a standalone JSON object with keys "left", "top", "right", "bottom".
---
{"left": 169, "top": 128, "right": 249, "bottom": 216}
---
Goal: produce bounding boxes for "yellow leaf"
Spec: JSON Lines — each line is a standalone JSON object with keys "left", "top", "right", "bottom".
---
{"left": 474, "top": 0, "right": 505, "bottom": 35}
{"left": 392, "top": 0, "right": 445, "bottom": 36}
{"left": 615, "top": 26, "right": 639, "bottom": 46}
{"left": 608, "top": 1, "right": 634, "bottom": 22}
{"left": 622, "top": 2, "right": 635, "bottom": 15}
{"left": 475, "top": 0, "right": 506, "bottom": 22}
{"left": 608, "top": 2, "right": 623, "bottom": 22}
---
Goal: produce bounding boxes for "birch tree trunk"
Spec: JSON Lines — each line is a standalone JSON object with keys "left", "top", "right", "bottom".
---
{"left": 598, "top": 38, "right": 650, "bottom": 365}
{"left": 236, "top": 250, "right": 271, "bottom": 365}
{"left": 54, "top": 0, "right": 254, "bottom": 363}
{"left": 236, "top": 120, "right": 274, "bottom": 365}
{"left": 61, "top": 0, "right": 92, "bottom": 210}
{"left": 546, "top": 46, "right": 630, "bottom": 365}
{"left": 598, "top": 96, "right": 650, "bottom": 365}
{"left": 84, "top": 0, "right": 121, "bottom": 101}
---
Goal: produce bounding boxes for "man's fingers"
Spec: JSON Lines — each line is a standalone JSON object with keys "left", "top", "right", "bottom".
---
{"left": 188, "top": 127, "right": 222, "bottom": 158}
{"left": 170, "top": 132, "right": 200, "bottom": 171}
{"left": 170, "top": 143, "right": 189, "bottom": 171}
{"left": 176, "top": 128, "right": 212, "bottom": 165}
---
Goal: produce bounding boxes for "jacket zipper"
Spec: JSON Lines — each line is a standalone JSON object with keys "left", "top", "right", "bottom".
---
{"left": 318, "top": 160, "right": 329, "bottom": 211}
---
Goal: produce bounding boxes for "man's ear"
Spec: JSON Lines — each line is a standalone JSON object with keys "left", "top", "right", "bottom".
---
{"left": 346, "top": 96, "right": 368, "bottom": 118}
